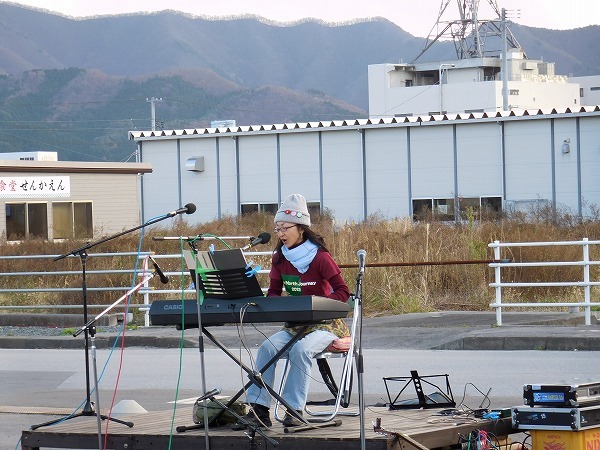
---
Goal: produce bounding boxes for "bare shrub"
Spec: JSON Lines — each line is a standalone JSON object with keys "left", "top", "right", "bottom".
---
{"left": 1, "top": 210, "right": 600, "bottom": 316}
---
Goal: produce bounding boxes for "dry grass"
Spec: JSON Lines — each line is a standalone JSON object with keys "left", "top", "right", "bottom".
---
{"left": 2, "top": 208, "right": 600, "bottom": 317}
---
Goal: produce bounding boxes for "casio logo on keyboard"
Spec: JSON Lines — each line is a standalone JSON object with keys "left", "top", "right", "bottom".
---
{"left": 164, "top": 304, "right": 183, "bottom": 310}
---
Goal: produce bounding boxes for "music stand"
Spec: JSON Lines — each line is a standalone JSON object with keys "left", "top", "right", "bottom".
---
{"left": 383, "top": 370, "right": 456, "bottom": 410}
{"left": 185, "top": 248, "right": 263, "bottom": 299}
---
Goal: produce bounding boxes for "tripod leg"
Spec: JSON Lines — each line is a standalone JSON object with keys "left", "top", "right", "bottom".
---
{"left": 31, "top": 412, "right": 86, "bottom": 430}
{"left": 31, "top": 411, "right": 134, "bottom": 431}
{"left": 100, "top": 414, "right": 134, "bottom": 428}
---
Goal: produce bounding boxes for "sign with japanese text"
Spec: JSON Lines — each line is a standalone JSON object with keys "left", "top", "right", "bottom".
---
{"left": 0, "top": 176, "right": 71, "bottom": 198}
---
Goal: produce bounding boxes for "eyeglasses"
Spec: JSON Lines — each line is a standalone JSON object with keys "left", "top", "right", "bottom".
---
{"left": 274, "top": 225, "right": 297, "bottom": 234}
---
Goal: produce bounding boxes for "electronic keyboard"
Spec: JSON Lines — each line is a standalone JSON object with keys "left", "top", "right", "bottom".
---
{"left": 149, "top": 295, "right": 350, "bottom": 328}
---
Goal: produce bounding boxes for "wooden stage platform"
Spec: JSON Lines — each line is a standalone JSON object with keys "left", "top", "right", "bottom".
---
{"left": 21, "top": 405, "right": 515, "bottom": 450}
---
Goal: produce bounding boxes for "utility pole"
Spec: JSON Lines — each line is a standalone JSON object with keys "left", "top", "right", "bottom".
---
{"left": 501, "top": 8, "right": 508, "bottom": 111}
{"left": 146, "top": 97, "right": 163, "bottom": 131}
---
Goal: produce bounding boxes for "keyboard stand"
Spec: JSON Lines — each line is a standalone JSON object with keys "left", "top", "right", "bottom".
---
{"left": 176, "top": 323, "right": 311, "bottom": 432}
{"left": 203, "top": 324, "right": 310, "bottom": 426}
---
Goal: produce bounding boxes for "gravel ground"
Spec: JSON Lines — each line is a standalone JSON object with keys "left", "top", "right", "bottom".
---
{"left": 0, "top": 325, "right": 127, "bottom": 337}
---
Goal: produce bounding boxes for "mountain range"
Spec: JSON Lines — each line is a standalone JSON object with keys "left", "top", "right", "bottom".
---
{"left": 0, "top": 2, "right": 598, "bottom": 162}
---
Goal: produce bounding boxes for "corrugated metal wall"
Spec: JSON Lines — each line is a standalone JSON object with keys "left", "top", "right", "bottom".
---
{"left": 136, "top": 111, "right": 600, "bottom": 224}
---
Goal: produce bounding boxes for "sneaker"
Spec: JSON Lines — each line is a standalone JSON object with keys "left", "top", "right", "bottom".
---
{"left": 230, "top": 404, "right": 272, "bottom": 430}
{"left": 282, "top": 409, "right": 304, "bottom": 427}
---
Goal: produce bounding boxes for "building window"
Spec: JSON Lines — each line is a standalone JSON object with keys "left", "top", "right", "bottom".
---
{"left": 509, "top": 89, "right": 519, "bottom": 95}
{"left": 73, "top": 203, "right": 93, "bottom": 238}
{"left": 412, "top": 198, "right": 454, "bottom": 221}
{"left": 591, "top": 87, "right": 600, "bottom": 91}
{"left": 306, "top": 202, "right": 321, "bottom": 217}
{"left": 53, "top": 202, "right": 93, "bottom": 239}
{"left": 481, "top": 197, "right": 502, "bottom": 212}
{"left": 580, "top": 88, "right": 584, "bottom": 97}
{"left": 6, "top": 203, "right": 48, "bottom": 240}
{"left": 414, "top": 197, "right": 502, "bottom": 221}
{"left": 458, "top": 196, "right": 502, "bottom": 220}
{"left": 241, "top": 203, "right": 279, "bottom": 215}
{"left": 412, "top": 199, "right": 432, "bottom": 221}
{"left": 433, "top": 198, "right": 455, "bottom": 221}
{"left": 405, "top": 80, "right": 413, "bottom": 87}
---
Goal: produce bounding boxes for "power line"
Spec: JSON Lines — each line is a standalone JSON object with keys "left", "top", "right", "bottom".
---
{"left": 0, "top": 130, "right": 103, "bottom": 159}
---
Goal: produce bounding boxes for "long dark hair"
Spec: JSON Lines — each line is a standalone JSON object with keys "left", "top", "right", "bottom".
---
{"left": 273, "top": 225, "right": 329, "bottom": 265}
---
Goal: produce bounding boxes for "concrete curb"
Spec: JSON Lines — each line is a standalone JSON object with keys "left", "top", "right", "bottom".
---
{"left": 3, "top": 329, "right": 600, "bottom": 351}
{"left": 0, "top": 335, "right": 198, "bottom": 349}
{"left": 435, "top": 335, "right": 600, "bottom": 351}
{"left": 2, "top": 311, "right": 599, "bottom": 351}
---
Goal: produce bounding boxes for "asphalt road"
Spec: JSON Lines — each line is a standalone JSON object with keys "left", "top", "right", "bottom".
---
{"left": 3, "top": 346, "right": 600, "bottom": 450}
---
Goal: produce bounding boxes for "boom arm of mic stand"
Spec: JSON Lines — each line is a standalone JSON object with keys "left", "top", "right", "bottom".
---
{"left": 152, "top": 235, "right": 253, "bottom": 242}
{"left": 55, "top": 213, "right": 179, "bottom": 262}
{"left": 73, "top": 272, "right": 157, "bottom": 338}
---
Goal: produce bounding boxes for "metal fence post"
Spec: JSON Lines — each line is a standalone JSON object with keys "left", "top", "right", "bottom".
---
{"left": 493, "top": 240, "right": 503, "bottom": 326}
{"left": 583, "top": 238, "right": 591, "bottom": 325}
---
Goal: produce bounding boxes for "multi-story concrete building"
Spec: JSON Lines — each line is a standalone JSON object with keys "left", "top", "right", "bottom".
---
{"left": 368, "top": 49, "right": 583, "bottom": 118}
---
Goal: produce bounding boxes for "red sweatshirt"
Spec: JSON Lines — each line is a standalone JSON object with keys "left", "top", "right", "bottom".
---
{"left": 267, "top": 248, "right": 350, "bottom": 301}
{"left": 267, "top": 248, "right": 350, "bottom": 338}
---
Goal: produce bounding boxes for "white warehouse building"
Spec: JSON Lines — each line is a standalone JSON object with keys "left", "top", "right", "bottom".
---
{"left": 130, "top": 106, "right": 600, "bottom": 224}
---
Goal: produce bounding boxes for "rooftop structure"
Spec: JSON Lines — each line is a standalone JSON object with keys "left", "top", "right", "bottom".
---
{"left": 368, "top": 0, "right": 592, "bottom": 118}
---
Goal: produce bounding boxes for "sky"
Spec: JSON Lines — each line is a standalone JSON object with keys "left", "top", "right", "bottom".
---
{"left": 6, "top": 0, "right": 600, "bottom": 38}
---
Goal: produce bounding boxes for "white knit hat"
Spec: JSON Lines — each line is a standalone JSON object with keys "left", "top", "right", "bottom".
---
{"left": 274, "top": 194, "right": 311, "bottom": 227}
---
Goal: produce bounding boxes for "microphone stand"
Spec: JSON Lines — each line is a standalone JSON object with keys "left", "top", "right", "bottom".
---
{"left": 355, "top": 256, "right": 366, "bottom": 450}
{"left": 31, "top": 210, "right": 186, "bottom": 448}
{"left": 178, "top": 237, "right": 212, "bottom": 450}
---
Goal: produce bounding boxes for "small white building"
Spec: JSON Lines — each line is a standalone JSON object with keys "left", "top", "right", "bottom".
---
{"left": 4, "top": 151, "right": 58, "bottom": 161}
{"left": 571, "top": 75, "right": 600, "bottom": 108}
{"left": 0, "top": 159, "right": 152, "bottom": 241}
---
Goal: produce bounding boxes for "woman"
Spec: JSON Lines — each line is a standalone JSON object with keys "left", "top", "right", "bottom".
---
{"left": 232, "top": 194, "right": 350, "bottom": 429}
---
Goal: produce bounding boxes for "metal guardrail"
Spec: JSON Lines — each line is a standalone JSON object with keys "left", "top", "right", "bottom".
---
{"left": 0, "top": 249, "right": 272, "bottom": 327}
{"left": 4, "top": 240, "right": 598, "bottom": 328}
{"left": 489, "top": 238, "right": 600, "bottom": 326}
{"left": 0, "top": 252, "right": 154, "bottom": 294}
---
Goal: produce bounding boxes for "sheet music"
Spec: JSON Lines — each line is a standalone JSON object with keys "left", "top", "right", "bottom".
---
{"left": 183, "top": 249, "right": 215, "bottom": 271}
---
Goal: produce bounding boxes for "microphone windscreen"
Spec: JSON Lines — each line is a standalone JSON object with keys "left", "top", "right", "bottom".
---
{"left": 185, "top": 203, "right": 197, "bottom": 214}
{"left": 258, "top": 232, "right": 271, "bottom": 244}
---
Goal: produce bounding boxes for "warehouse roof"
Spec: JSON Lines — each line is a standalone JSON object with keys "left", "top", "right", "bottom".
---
{"left": 129, "top": 105, "right": 600, "bottom": 141}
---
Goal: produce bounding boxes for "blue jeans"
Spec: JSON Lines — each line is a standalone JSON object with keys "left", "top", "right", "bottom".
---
{"left": 245, "top": 329, "right": 337, "bottom": 411}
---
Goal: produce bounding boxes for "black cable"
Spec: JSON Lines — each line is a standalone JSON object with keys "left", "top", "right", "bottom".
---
{"left": 457, "top": 382, "right": 492, "bottom": 412}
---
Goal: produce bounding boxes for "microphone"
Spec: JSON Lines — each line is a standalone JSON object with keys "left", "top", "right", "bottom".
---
{"left": 242, "top": 232, "right": 271, "bottom": 250}
{"left": 149, "top": 256, "right": 169, "bottom": 284}
{"left": 197, "top": 387, "right": 221, "bottom": 402}
{"left": 167, "top": 203, "right": 196, "bottom": 217}
{"left": 357, "top": 249, "right": 366, "bottom": 274}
